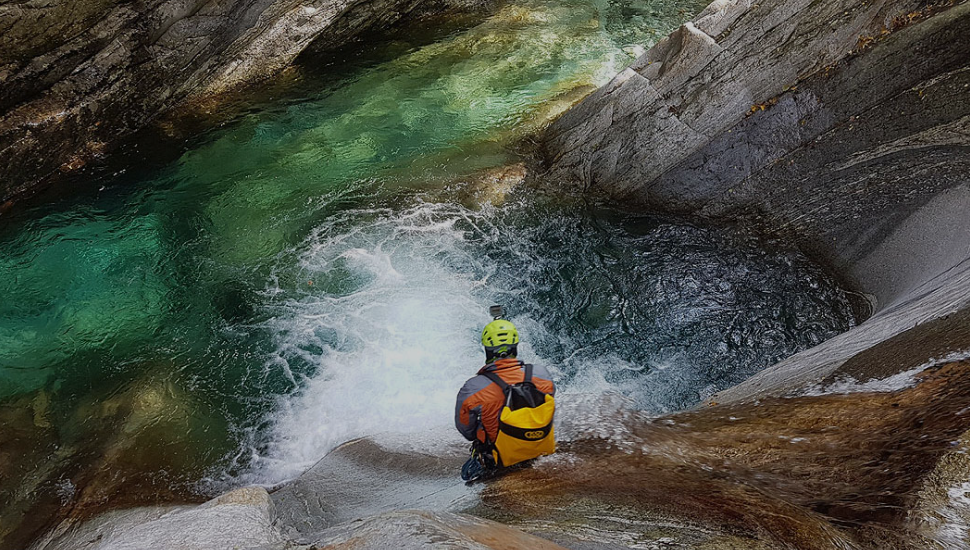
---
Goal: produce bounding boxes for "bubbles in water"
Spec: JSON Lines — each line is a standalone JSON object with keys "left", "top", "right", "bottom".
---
{"left": 240, "top": 192, "right": 853, "bottom": 484}
{"left": 245, "top": 201, "right": 498, "bottom": 481}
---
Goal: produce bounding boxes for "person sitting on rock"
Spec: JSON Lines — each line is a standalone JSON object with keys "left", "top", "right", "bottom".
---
{"left": 455, "top": 311, "right": 556, "bottom": 481}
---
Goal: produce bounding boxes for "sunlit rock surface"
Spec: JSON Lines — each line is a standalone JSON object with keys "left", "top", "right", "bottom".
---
{"left": 30, "top": 487, "right": 279, "bottom": 550}
{"left": 0, "top": 0, "right": 485, "bottom": 203}
{"left": 541, "top": 0, "right": 970, "bottom": 401}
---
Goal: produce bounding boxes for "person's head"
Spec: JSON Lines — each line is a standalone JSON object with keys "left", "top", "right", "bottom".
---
{"left": 481, "top": 319, "right": 519, "bottom": 362}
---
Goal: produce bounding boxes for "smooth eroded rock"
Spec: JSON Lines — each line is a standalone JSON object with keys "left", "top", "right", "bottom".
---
{"left": 0, "top": 0, "right": 487, "bottom": 203}
{"left": 302, "top": 509, "right": 569, "bottom": 550}
{"left": 30, "top": 486, "right": 279, "bottom": 550}
{"left": 272, "top": 436, "right": 472, "bottom": 540}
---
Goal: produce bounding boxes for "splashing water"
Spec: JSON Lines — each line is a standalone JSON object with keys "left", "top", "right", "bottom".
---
{"left": 0, "top": 0, "right": 853, "bottom": 543}
{"left": 234, "top": 194, "right": 853, "bottom": 484}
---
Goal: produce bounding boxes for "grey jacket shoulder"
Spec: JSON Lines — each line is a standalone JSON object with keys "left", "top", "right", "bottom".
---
{"left": 454, "top": 374, "right": 492, "bottom": 440}
{"left": 527, "top": 363, "right": 555, "bottom": 395}
{"left": 457, "top": 374, "right": 493, "bottom": 399}
{"left": 529, "top": 363, "right": 554, "bottom": 381}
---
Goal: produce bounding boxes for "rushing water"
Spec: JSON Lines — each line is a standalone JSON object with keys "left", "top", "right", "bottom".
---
{"left": 0, "top": 0, "right": 855, "bottom": 544}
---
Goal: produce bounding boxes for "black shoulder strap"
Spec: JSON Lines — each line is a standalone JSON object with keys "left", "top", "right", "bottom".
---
{"left": 483, "top": 371, "right": 509, "bottom": 391}
{"left": 483, "top": 362, "right": 533, "bottom": 390}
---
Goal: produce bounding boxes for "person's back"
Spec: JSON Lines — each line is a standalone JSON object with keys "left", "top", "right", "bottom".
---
{"left": 455, "top": 357, "right": 556, "bottom": 444}
{"left": 455, "top": 310, "right": 556, "bottom": 480}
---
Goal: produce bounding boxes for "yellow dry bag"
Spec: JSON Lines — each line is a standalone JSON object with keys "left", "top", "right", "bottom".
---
{"left": 483, "top": 365, "right": 556, "bottom": 467}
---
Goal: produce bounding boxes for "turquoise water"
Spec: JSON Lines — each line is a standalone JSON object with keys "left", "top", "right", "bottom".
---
{"left": 0, "top": 0, "right": 854, "bottom": 544}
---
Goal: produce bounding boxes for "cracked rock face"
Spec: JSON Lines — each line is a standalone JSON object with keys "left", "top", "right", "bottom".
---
{"left": 539, "top": 0, "right": 970, "bottom": 288}
{"left": 0, "top": 0, "right": 479, "bottom": 203}
{"left": 539, "top": 0, "right": 970, "bottom": 403}
{"left": 540, "top": 0, "right": 934, "bottom": 199}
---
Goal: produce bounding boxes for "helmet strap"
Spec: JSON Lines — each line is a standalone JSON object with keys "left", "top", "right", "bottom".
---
{"left": 485, "top": 344, "right": 517, "bottom": 362}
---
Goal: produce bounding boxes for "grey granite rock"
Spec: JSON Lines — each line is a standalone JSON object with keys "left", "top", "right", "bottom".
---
{"left": 542, "top": 0, "right": 970, "bottom": 303}
{"left": 541, "top": 0, "right": 970, "bottom": 400}
{"left": 29, "top": 486, "right": 280, "bottom": 550}
{"left": 0, "top": 0, "right": 484, "bottom": 204}
{"left": 541, "top": 0, "right": 928, "bottom": 199}
{"left": 658, "top": 3, "right": 970, "bottom": 305}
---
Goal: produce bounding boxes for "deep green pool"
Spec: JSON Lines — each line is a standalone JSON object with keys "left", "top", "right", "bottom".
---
{"left": 0, "top": 0, "right": 855, "bottom": 544}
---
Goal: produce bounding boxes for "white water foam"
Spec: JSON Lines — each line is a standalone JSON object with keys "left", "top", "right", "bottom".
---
{"left": 245, "top": 201, "right": 562, "bottom": 483}
{"left": 233, "top": 194, "right": 856, "bottom": 485}
{"left": 802, "top": 349, "right": 970, "bottom": 396}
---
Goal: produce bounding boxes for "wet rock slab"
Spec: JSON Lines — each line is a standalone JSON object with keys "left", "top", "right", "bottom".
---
{"left": 26, "top": 438, "right": 571, "bottom": 550}
{"left": 30, "top": 487, "right": 279, "bottom": 550}
{"left": 298, "top": 509, "right": 571, "bottom": 549}
{"left": 476, "top": 362, "right": 970, "bottom": 549}
{"left": 271, "top": 436, "right": 474, "bottom": 540}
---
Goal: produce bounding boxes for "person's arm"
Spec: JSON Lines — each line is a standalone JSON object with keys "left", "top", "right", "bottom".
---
{"left": 456, "top": 378, "right": 483, "bottom": 441}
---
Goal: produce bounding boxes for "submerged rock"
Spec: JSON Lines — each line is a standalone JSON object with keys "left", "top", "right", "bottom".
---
{"left": 0, "top": 0, "right": 488, "bottom": 204}
{"left": 456, "top": 163, "right": 529, "bottom": 207}
{"left": 0, "top": 391, "right": 63, "bottom": 548}
{"left": 0, "top": 372, "right": 221, "bottom": 550}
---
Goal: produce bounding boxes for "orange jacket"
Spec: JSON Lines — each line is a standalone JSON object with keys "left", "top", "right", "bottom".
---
{"left": 455, "top": 358, "right": 556, "bottom": 444}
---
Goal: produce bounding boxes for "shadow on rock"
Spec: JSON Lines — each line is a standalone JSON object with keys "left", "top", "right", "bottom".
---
{"left": 475, "top": 362, "right": 970, "bottom": 549}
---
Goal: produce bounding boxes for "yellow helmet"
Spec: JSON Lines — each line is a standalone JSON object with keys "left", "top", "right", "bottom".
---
{"left": 482, "top": 320, "right": 519, "bottom": 358}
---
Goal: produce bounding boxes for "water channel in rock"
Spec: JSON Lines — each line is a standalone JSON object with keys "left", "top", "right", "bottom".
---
{"left": 0, "top": 0, "right": 856, "bottom": 545}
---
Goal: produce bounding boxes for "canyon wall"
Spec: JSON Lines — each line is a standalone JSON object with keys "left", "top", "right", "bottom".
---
{"left": 0, "top": 0, "right": 480, "bottom": 204}
{"left": 540, "top": 0, "right": 970, "bottom": 400}
{"left": 9, "top": 0, "right": 970, "bottom": 547}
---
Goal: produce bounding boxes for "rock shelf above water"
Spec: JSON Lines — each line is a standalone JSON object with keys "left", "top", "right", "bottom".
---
{"left": 0, "top": 0, "right": 486, "bottom": 204}
{"left": 30, "top": 362, "right": 970, "bottom": 549}
{"left": 539, "top": 0, "right": 970, "bottom": 402}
